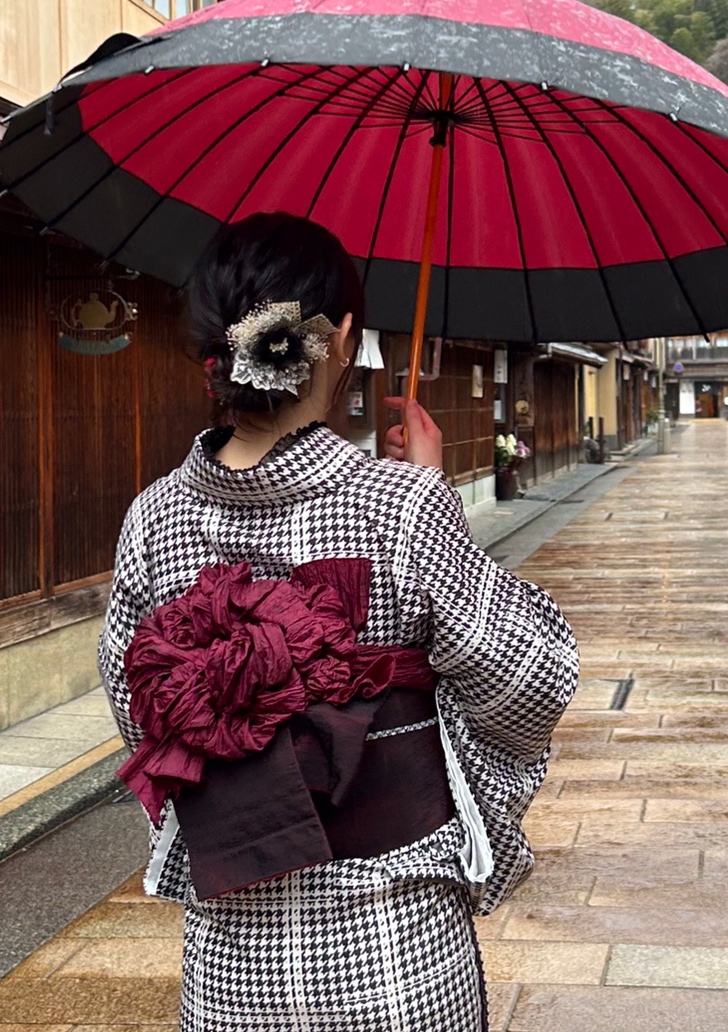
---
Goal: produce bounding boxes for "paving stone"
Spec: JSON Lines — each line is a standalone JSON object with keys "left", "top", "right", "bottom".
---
{"left": 0, "top": 740, "right": 101, "bottom": 768}
{"left": 566, "top": 687, "right": 619, "bottom": 709}
{"left": 557, "top": 711, "right": 660, "bottom": 729}
{"left": 521, "top": 813, "right": 580, "bottom": 847}
{"left": 644, "top": 799, "right": 728, "bottom": 822}
{"left": 7, "top": 941, "right": 84, "bottom": 980}
{"left": 484, "top": 982, "right": 519, "bottom": 1032}
{"left": 527, "top": 798, "right": 644, "bottom": 822}
{"left": 71, "top": 1026, "right": 177, "bottom": 1032}
{"left": 624, "top": 760, "right": 728, "bottom": 779}
{"left": 501, "top": 904, "right": 728, "bottom": 947}
{"left": 0, "top": 1026, "right": 72, "bottom": 1032}
{"left": 52, "top": 939, "right": 182, "bottom": 979}
{"left": 577, "top": 820, "right": 728, "bottom": 849}
{"left": 479, "top": 941, "right": 609, "bottom": 985}
{"left": 589, "top": 877, "right": 728, "bottom": 910}
{"left": 544, "top": 759, "right": 625, "bottom": 781}
{"left": 0, "top": 978, "right": 181, "bottom": 1024}
{"left": 606, "top": 944, "right": 728, "bottom": 990}
{"left": 560, "top": 777, "right": 728, "bottom": 800}
{"left": 560, "top": 739, "right": 728, "bottom": 761}
{"left": 509, "top": 985, "right": 728, "bottom": 1032}
{"left": 530, "top": 845, "right": 700, "bottom": 881}
{"left": 106, "top": 871, "right": 158, "bottom": 905}
{"left": 71, "top": 1027, "right": 177, "bottom": 1032}
{"left": 612, "top": 726, "right": 728, "bottom": 743}
{"left": 0, "top": 765, "right": 55, "bottom": 801}
{"left": 702, "top": 850, "right": 728, "bottom": 877}
{"left": 474, "top": 906, "right": 510, "bottom": 942}
{"left": 2, "top": 714, "right": 117, "bottom": 742}
{"left": 60, "top": 902, "right": 183, "bottom": 939}
{"left": 51, "top": 695, "right": 114, "bottom": 718}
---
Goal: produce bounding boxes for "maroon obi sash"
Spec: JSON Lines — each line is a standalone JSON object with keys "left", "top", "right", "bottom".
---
{"left": 118, "top": 557, "right": 453, "bottom": 899}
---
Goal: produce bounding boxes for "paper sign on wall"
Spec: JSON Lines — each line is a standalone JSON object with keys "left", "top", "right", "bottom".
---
{"left": 494, "top": 349, "right": 508, "bottom": 384}
{"left": 471, "top": 364, "right": 484, "bottom": 398}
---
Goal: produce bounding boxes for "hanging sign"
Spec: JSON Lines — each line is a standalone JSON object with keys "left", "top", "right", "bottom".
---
{"left": 673, "top": 361, "right": 684, "bottom": 374}
{"left": 493, "top": 349, "right": 508, "bottom": 384}
{"left": 56, "top": 290, "right": 137, "bottom": 354}
{"left": 471, "top": 364, "right": 484, "bottom": 398}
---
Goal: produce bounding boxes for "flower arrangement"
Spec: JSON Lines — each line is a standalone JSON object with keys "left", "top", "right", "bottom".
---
{"left": 494, "top": 433, "right": 531, "bottom": 471}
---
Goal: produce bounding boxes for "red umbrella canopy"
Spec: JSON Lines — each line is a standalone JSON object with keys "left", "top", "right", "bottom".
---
{"left": 2, "top": 0, "right": 728, "bottom": 342}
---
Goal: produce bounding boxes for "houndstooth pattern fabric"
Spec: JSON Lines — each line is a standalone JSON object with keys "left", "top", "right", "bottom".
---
{"left": 180, "top": 819, "right": 487, "bottom": 1032}
{"left": 98, "top": 424, "right": 578, "bottom": 913}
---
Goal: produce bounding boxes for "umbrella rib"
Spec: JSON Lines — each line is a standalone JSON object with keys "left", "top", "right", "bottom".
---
{"left": 305, "top": 67, "right": 406, "bottom": 220}
{"left": 547, "top": 92, "right": 710, "bottom": 338}
{"left": 592, "top": 101, "right": 728, "bottom": 247}
{"left": 1, "top": 68, "right": 196, "bottom": 193}
{"left": 473, "top": 79, "right": 538, "bottom": 344}
{"left": 499, "top": 81, "right": 627, "bottom": 343}
{"left": 39, "top": 65, "right": 265, "bottom": 234}
{"left": 671, "top": 119, "right": 728, "bottom": 178}
{"left": 361, "top": 71, "right": 431, "bottom": 288}
{"left": 100, "top": 65, "right": 339, "bottom": 267}
{"left": 224, "top": 66, "right": 376, "bottom": 224}
{"left": 441, "top": 121, "right": 456, "bottom": 339}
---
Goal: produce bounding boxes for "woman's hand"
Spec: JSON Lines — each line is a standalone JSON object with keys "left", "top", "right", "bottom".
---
{"left": 382, "top": 398, "right": 443, "bottom": 470}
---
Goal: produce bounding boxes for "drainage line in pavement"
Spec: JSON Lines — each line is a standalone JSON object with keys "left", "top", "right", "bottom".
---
{"left": 610, "top": 677, "right": 635, "bottom": 710}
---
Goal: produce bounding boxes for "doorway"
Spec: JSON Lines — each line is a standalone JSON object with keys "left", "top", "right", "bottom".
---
{"left": 695, "top": 391, "right": 719, "bottom": 418}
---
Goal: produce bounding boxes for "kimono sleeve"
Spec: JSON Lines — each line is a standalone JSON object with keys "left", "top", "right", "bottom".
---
{"left": 406, "top": 469, "right": 579, "bottom": 910}
{"left": 407, "top": 469, "right": 578, "bottom": 753}
{"left": 98, "top": 500, "right": 152, "bottom": 754}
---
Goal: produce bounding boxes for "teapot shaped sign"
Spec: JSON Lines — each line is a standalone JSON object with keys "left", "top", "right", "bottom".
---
{"left": 58, "top": 289, "right": 137, "bottom": 354}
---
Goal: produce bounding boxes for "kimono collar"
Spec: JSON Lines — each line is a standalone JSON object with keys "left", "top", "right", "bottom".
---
{"left": 177, "top": 422, "right": 366, "bottom": 506}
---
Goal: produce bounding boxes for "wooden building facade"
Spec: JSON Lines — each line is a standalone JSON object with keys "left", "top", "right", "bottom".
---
{"left": 0, "top": 206, "right": 208, "bottom": 728}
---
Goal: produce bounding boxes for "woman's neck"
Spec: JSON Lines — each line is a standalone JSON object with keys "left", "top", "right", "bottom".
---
{"left": 213, "top": 397, "right": 326, "bottom": 470}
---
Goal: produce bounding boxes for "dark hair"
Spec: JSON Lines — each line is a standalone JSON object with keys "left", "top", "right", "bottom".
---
{"left": 188, "top": 213, "right": 365, "bottom": 419}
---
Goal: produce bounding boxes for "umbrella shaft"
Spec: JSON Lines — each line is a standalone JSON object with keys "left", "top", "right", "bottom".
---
{"left": 406, "top": 73, "right": 453, "bottom": 403}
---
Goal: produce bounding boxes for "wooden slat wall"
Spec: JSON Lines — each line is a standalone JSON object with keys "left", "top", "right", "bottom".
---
{"left": 382, "top": 335, "right": 494, "bottom": 483}
{"left": 48, "top": 245, "right": 138, "bottom": 585}
{"left": 0, "top": 221, "right": 209, "bottom": 607}
{"left": 134, "top": 279, "right": 208, "bottom": 488}
{"left": 533, "top": 360, "right": 578, "bottom": 482}
{"left": 0, "top": 232, "right": 42, "bottom": 601}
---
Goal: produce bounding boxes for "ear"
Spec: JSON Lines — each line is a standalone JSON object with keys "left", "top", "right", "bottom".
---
{"left": 331, "top": 312, "right": 354, "bottom": 364}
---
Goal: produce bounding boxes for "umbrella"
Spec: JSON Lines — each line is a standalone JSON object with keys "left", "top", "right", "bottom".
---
{"left": 3, "top": 0, "right": 728, "bottom": 400}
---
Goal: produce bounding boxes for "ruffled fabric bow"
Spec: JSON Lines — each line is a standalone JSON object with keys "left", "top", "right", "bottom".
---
{"left": 119, "top": 558, "right": 401, "bottom": 822}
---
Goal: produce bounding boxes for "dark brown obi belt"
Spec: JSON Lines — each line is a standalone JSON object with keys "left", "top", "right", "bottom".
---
{"left": 175, "top": 684, "right": 453, "bottom": 900}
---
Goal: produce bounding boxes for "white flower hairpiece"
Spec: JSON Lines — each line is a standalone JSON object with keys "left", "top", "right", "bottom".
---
{"left": 226, "top": 300, "right": 339, "bottom": 395}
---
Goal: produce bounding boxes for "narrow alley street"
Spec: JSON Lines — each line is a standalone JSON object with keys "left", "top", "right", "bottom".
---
{"left": 1, "top": 419, "right": 727, "bottom": 1032}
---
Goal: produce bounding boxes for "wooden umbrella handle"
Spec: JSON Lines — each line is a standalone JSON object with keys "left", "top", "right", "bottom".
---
{"left": 406, "top": 71, "right": 453, "bottom": 403}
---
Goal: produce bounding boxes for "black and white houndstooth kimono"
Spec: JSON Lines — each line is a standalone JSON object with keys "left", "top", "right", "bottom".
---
{"left": 99, "top": 423, "right": 578, "bottom": 1031}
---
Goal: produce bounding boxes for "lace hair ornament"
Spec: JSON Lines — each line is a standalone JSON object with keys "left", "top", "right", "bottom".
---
{"left": 226, "top": 301, "right": 339, "bottom": 395}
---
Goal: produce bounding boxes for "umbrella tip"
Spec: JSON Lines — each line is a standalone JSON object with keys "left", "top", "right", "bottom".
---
{"left": 403, "top": 62, "right": 411, "bottom": 73}
{"left": 261, "top": 57, "right": 270, "bottom": 68}
{"left": 540, "top": 81, "right": 549, "bottom": 91}
{"left": 144, "top": 65, "right": 155, "bottom": 75}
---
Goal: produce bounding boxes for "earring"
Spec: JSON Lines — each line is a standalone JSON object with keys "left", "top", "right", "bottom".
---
{"left": 340, "top": 357, "right": 350, "bottom": 368}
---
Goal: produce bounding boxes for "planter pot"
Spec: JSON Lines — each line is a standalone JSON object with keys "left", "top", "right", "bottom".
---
{"left": 495, "top": 468, "right": 519, "bottom": 501}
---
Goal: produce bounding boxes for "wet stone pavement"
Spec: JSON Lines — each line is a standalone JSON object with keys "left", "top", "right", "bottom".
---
{"left": 1, "top": 419, "right": 727, "bottom": 1032}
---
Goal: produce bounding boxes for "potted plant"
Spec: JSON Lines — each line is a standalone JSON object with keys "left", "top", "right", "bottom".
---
{"left": 494, "top": 433, "right": 531, "bottom": 501}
